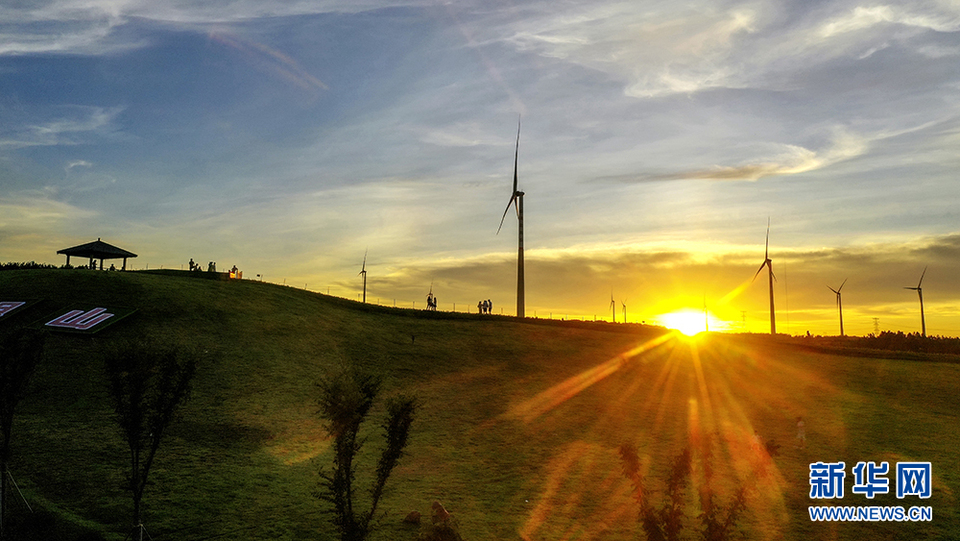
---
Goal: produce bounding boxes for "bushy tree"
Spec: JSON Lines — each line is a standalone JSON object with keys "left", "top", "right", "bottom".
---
{"left": 103, "top": 337, "right": 198, "bottom": 536}
{"left": 0, "top": 328, "right": 45, "bottom": 540}
{"left": 316, "top": 369, "right": 417, "bottom": 541}
{"left": 619, "top": 438, "right": 750, "bottom": 541}
{"left": 619, "top": 443, "right": 690, "bottom": 541}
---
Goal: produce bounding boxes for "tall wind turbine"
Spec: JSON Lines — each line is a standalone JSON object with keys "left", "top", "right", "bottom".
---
{"left": 621, "top": 299, "right": 627, "bottom": 324}
{"left": 828, "top": 279, "right": 847, "bottom": 337}
{"left": 497, "top": 116, "right": 525, "bottom": 318}
{"left": 609, "top": 293, "right": 617, "bottom": 323}
{"left": 358, "top": 249, "right": 367, "bottom": 303}
{"left": 753, "top": 219, "right": 776, "bottom": 334}
{"left": 904, "top": 267, "right": 927, "bottom": 337}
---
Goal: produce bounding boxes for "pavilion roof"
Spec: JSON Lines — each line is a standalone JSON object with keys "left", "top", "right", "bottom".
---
{"left": 57, "top": 238, "right": 138, "bottom": 259}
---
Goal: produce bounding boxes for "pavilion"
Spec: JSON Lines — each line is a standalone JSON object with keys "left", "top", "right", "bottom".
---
{"left": 57, "top": 238, "right": 138, "bottom": 270}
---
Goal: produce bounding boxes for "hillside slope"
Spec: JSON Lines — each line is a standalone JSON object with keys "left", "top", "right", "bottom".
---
{"left": 0, "top": 269, "right": 958, "bottom": 541}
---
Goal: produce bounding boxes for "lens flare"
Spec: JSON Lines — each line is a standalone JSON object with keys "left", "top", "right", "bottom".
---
{"left": 659, "top": 309, "right": 708, "bottom": 336}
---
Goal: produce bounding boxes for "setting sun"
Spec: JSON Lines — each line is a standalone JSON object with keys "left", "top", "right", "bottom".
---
{"left": 659, "top": 309, "right": 709, "bottom": 336}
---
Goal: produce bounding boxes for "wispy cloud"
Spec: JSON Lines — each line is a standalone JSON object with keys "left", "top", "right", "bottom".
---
{"left": 819, "top": 5, "right": 960, "bottom": 38}
{"left": 65, "top": 159, "right": 93, "bottom": 171}
{"left": 0, "top": 0, "right": 429, "bottom": 55}
{"left": 0, "top": 105, "right": 123, "bottom": 148}
{"left": 597, "top": 126, "right": 869, "bottom": 182}
{"left": 0, "top": 189, "right": 99, "bottom": 259}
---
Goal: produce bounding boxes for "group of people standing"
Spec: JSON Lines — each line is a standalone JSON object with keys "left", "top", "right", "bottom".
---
{"left": 188, "top": 258, "right": 216, "bottom": 272}
{"left": 426, "top": 292, "right": 438, "bottom": 311}
{"left": 478, "top": 299, "right": 494, "bottom": 314}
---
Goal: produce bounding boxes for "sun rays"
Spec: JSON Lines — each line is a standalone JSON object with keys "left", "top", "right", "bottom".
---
{"left": 504, "top": 332, "right": 675, "bottom": 424}
{"left": 508, "top": 333, "right": 807, "bottom": 539}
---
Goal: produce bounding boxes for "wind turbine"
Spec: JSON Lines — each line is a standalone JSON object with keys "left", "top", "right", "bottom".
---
{"left": 752, "top": 219, "right": 776, "bottom": 334}
{"left": 827, "top": 279, "right": 847, "bottom": 337}
{"left": 904, "top": 267, "right": 927, "bottom": 337}
{"left": 358, "top": 249, "right": 367, "bottom": 303}
{"left": 609, "top": 293, "right": 616, "bottom": 323}
{"left": 621, "top": 299, "right": 627, "bottom": 324}
{"left": 497, "top": 116, "right": 525, "bottom": 318}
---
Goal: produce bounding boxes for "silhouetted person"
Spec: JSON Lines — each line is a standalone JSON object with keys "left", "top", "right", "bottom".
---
{"left": 488, "top": 299, "right": 493, "bottom": 314}
{"left": 478, "top": 301, "right": 483, "bottom": 314}
{"left": 189, "top": 258, "right": 196, "bottom": 271}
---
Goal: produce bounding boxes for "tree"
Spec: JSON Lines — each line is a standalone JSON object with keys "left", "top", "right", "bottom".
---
{"left": 103, "top": 337, "right": 198, "bottom": 538}
{"left": 316, "top": 368, "right": 417, "bottom": 541}
{"left": 0, "top": 328, "right": 45, "bottom": 540}
{"left": 619, "top": 438, "right": 750, "bottom": 541}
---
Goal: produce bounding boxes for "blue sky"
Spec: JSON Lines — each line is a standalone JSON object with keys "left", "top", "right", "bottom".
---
{"left": 3, "top": 0, "right": 960, "bottom": 335}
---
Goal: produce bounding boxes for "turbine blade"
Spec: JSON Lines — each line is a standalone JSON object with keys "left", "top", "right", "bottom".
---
{"left": 769, "top": 264, "right": 777, "bottom": 283}
{"left": 496, "top": 195, "right": 517, "bottom": 234}
{"left": 752, "top": 262, "right": 766, "bottom": 281}
{"left": 827, "top": 286, "right": 838, "bottom": 294}
{"left": 838, "top": 278, "right": 847, "bottom": 292}
{"left": 765, "top": 218, "right": 770, "bottom": 259}
{"left": 513, "top": 115, "right": 521, "bottom": 195}
{"left": 918, "top": 266, "right": 927, "bottom": 288}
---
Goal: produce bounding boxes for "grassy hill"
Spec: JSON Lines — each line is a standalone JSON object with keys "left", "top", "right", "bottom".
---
{"left": 0, "top": 269, "right": 957, "bottom": 541}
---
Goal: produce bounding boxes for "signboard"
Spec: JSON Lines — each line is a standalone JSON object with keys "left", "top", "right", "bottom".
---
{"left": 0, "top": 300, "right": 41, "bottom": 322}
{"left": 42, "top": 306, "right": 137, "bottom": 334}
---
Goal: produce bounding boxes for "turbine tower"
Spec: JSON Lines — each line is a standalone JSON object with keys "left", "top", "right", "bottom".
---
{"left": 497, "top": 116, "right": 525, "bottom": 318}
{"left": 609, "top": 293, "right": 616, "bottom": 323}
{"left": 904, "top": 267, "right": 927, "bottom": 337}
{"left": 752, "top": 219, "right": 776, "bottom": 334}
{"left": 358, "top": 249, "right": 367, "bottom": 303}
{"left": 828, "top": 279, "right": 847, "bottom": 337}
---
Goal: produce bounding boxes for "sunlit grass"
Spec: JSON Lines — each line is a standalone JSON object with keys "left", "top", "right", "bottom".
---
{"left": 0, "top": 270, "right": 958, "bottom": 541}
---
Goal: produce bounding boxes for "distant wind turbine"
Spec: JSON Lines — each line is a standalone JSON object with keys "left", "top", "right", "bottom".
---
{"left": 609, "top": 293, "right": 616, "bottom": 323}
{"left": 497, "top": 115, "right": 525, "bottom": 318}
{"left": 621, "top": 299, "right": 627, "bottom": 324}
{"left": 358, "top": 249, "right": 367, "bottom": 303}
{"left": 904, "top": 267, "right": 927, "bottom": 337}
{"left": 827, "top": 279, "right": 847, "bottom": 337}
{"left": 752, "top": 219, "right": 776, "bottom": 334}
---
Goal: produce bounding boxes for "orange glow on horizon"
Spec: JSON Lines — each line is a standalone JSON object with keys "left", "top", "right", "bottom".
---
{"left": 657, "top": 308, "right": 733, "bottom": 336}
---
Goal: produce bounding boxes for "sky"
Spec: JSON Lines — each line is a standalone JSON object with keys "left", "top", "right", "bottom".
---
{"left": 2, "top": 0, "right": 960, "bottom": 336}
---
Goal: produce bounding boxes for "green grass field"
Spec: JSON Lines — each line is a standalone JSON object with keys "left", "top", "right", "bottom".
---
{"left": 1, "top": 269, "right": 957, "bottom": 540}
